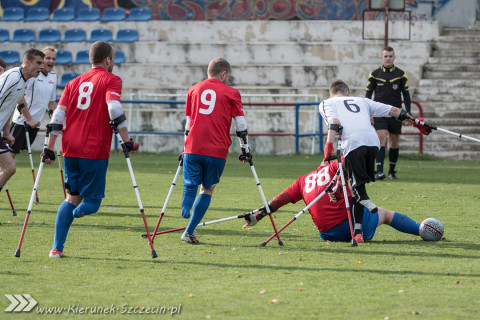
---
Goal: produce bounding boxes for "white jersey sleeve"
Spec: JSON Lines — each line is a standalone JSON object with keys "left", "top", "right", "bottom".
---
{"left": 365, "top": 98, "right": 393, "bottom": 118}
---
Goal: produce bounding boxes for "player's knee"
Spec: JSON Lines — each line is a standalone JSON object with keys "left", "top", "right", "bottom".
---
{"left": 2, "top": 162, "right": 16, "bottom": 178}
{"left": 73, "top": 199, "right": 102, "bottom": 218}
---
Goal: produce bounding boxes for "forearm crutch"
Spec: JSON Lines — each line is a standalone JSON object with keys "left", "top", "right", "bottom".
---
{"left": 246, "top": 158, "right": 283, "bottom": 246}
{"left": 14, "top": 124, "right": 60, "bottom": 257}
{"left": 110, "top": 120, "right": 157, "bottom": 259}
{"left": 143, "top": 208, "right": 261, "bottom": 238}
{"left": 55, "top": 139, "right": 66, "bottom": 198}
{"left": 261, "top": 168, "right": 342, "bottom": 246}
{"left": 413, "top": 118, "right": 480, "bottom": 143}
{"left": 150, "top": 155, "right": 183, "bottom": 243}
{"left": 24, "top": 121, "right": 39, "bottom": 203}
{"left": 4, "top": 183, "right": 16, "bottom": 216}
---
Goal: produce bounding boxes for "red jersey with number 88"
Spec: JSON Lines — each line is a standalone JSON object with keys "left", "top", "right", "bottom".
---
{"left": 59, "top": 67, "right": 122, "bottom": 159}
{"left": 184, "top": 78, "right": 244, "bottom": 159}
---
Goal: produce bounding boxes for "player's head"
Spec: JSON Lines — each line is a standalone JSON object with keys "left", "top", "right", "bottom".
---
{"left": 41, "top": 46, "right": 57, "bottom": 75}
{"left": 0, "top": 57, "right": 6, "bottom": 75}
{"left": 22, "top": 48, "right": 45, "bottom": 80}
{"left": 381, "top": 46, "right": 395, "bottom": 68}
{"left": 207, "top": 57, "right": 231, "bottom": 84}
{"left": 329, "top": 80, "right": 350, "bottom": 97}
{"left": 90, "top": 41, "right": 115, "bottom": 72}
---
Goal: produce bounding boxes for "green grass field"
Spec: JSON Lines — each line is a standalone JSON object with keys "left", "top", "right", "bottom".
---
{"left": 1, "top": 152, "right": 479, "bottom": 319}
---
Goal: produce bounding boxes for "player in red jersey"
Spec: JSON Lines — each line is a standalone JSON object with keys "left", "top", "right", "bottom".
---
{"left": 43, "top": 41, "right": 138, "bottom": 258}
{"left": 181, "top": 57, "right": 250, "bottom": 244}
{"left": 244, "top": 159, "right": 421, "bottom": 242}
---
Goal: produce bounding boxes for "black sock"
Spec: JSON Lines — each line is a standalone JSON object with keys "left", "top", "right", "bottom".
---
{"left": 376, "top": 147, "right": 385, "bottom": 172}
{"left": 352, "top": 202, "right": 364, "bottom": 235}
{"left": 354, "top": 184, "right": 368, "bottom": 200}
{"left": 0, "top": 187, "right": 2, "bottom": 192}
{"left": 389, "top": 148, "right": 399, "bottom": 173}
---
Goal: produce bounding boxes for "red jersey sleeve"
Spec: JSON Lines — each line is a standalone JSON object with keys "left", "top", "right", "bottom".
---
{"left": 105, "top": 75, "right": 122, "bottom": 102}
{"left": 284, "top": 177, "right": 305, "bottom": 204}
{"left": 230, "top": 89, "right": 244, "bottom": 117}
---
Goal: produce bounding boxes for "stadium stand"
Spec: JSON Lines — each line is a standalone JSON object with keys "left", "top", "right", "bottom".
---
{"left": 101, "top": 7, "right": 126, "bottom": 21}
{"left": 36, "top": 28, "right": 61, "bottom": 42}
{"left": 1, "top": 7, "right": 24, "bottom": 21}
{"left": 0, "top": 29, "right": 9, "bottom": 42}
{"left": 126, "top": 7, "right": 152, "bottom": 21}
{"left": 55, "top": 50, "right": 73, "bottom": 64}
{"left": 25, "top": 7, "right": 50, "bottom": 21}
{"left": 58, "top": 72, "right": 80, "bottom": 88}
{"left": 114, "top": 50, "right": 125, "bottom": 64}
{"left": 51, "top": 7, "right": 75, "bottom": 21}
{"left": 89, "top": 28, "right": 113, "bottom": 42}
{"left": 0, "top": 50, "right": 20, "bottom": 64}
{"left": 11, "top": 29, "right": 35, "bottom": 42}
{"left": 113, "top": 29, "right": 139, "bottom": 42}
{"left": 73, "top": 50, "right": 90, "bottom": 64}
{"left": 62, "top": 29, "right": 87, "bottom": 42}
{"left": 76, "top": 7, "right": 100, "bottom": 21}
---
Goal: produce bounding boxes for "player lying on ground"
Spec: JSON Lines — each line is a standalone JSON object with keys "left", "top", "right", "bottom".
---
{"left": 244, "top": 159, "right": 421, "bottom": 242}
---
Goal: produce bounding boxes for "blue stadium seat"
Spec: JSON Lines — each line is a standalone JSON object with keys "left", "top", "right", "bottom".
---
{"left": 25, "top": 7, "right": 50, "bottom": 21}
{"left": 55, "top": 50, "right": 73, "bottom": 64}
{"left": 37, "top": 29, "right": 61, "bottom": 42}
{"left": 0, "top": 29, "right": 9, "bottom": 42}
{"left": 114, "top": 50, "right": 125, "bottom": 64}
{"left": 63, "top": 29, "right": 87, "bottom": 42}
{"left": 1, "top": 7, "right": 24, "bottom": 21}
{"left": 58, "top": 72, "right": 80, "bottom": 89}
{"left": 11, "top": 29, "right": 35, "bottom": 42}
{"left": 127, "top": 7, "right": 152, "bottom": 21}
{"left": 76, "top": 8, "right": 100, "bottom": 21}
{"left": 51, "top": 7, "right": 75, "bottom": 21}
{"left": 101, "top": 7, "right": 126, "bottom": 21}
{"left": 113, "top": 29, "right": 139, "bottom": 42}
{"left": 0, "top": 50, "right": 20, "bottom": 64}
{"left": 74, "top": 50, "right": 90, "bottom": 64}
{"left": 89, "top": 29, "right": 113, "bottom": 42}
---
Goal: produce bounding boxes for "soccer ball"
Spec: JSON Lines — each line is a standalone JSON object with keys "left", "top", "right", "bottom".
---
{"left": 419, "top": 218, "right": 444, "bottom": 241}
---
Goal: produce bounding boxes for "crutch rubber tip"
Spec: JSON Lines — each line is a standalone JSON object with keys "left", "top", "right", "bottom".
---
{"left": 151, "top": 250, "right": 158, "bottom": 259}
{"left": 141, "top": 234, "right": 147, "bottom": 238}
{"left": 12, "top": 210, "right": 17, "bottom": 216}
{"left": 260, "top": 242, "right": 267, "bottom": 247}
{"left": 278, "top": 241, "right": 284, "bottom": 246}
{"left": 14, "top": 249, "right": 20, "bottom": 257}
{"left": 351, "top": 239, "right": 358, "bottom": 247}
{"left": 36, "top": 198, "right": 39, "bottom": 203}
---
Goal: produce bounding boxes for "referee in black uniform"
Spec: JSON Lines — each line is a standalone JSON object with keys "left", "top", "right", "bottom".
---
{"left": 365, "top": 46, "right": 411, "bottom": 180}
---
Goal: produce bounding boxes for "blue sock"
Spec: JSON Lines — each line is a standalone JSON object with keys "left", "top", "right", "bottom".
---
{"left": 390, "top": 212, "right": 420, "bottom": 235}
{"left": 186, "top": 194, "right": 211, "bottom": 235}
{"left": 181, "top": 185, "right": 198, "bottom": 219}
{"left": 73, "top": 198, "right": 101, "bottom": 218}
{"left": 52, "top": 201, "right": 76, "bottom": 252}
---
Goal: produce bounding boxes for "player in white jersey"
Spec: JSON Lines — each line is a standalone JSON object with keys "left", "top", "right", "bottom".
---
{"left": 10, "top": 47, "right": 58, "bottom": 157}
{"left": 319, "top": 80, "right": 414, "bottom": 241}
{"left": 0, "top": 48, "right": 45, "bottom": 193}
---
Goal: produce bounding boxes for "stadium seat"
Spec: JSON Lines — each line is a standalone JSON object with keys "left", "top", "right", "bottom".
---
{"left": 0, "top": 50, "right": 20, "bottom": 64}
{"left": 127, "top": 7, "right": 152, "bottom": 21}
{"left": 55, "top": 50, "right": 73, "bottom": 64}
{"left": 58, "top": 72, "right": 80, "bottom": 88}
{"left": 74, "top": 50, "right": 90, "bottom": 64}
{"left": 113, "top": 29, "right": 139, "bottom": 42}
{"left": 1, "top": 7, "right": 24, "bottom": 21}
{"left": 114, "top": 50, "right": 125, "bottom": 64}
{"left": 0, "top": 29, "right": 9, "bottom": 42}
{"left": 11, "top": 29, "right": 35, "bottom": 42}
{"left": 51, "top": 7, "right": 75, "bottom": 21}
{"left": 89, "top": 29, "right": 113, "bottom": 42}
{"left": 63, "top": 29, "right": 87, "bottom": 42}
{"left": 36, "top": 28, "right": 61, "bottom": 42}
{"left": 101, "top": 7, "right": 126, "bottom": 21}
{"left": 25, "top": 7, "right": 50, "bottom": 21}
{"left": 76, "top": 8, "right": 100, "bottom": 21}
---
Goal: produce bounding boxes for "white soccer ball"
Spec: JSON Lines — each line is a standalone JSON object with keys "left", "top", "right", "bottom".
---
{"left": 419, "top": 218, "right": 444, "bottom": 241}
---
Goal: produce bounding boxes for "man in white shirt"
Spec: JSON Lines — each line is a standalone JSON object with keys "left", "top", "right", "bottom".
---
{"left": 10, "top": 46, "right": 58, "bottom": 157}
{"left": 0, "top": 48, "right": 44, "bottom": 193}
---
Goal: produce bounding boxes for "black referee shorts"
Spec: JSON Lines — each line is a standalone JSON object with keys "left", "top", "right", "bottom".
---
{"left": 345, "top": 146, "right": 378, "bottom": 187}
{"left": 373, "top": 116, "right": 402, "bottom": 134}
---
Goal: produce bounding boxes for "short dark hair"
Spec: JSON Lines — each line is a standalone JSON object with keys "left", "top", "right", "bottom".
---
{"left": 207, "top": 58, "right": 231, "bottom": 77}
{"left": 0, "top": 57, "right": 6, "bottom": 70}
{"left": 23, "top": 48, "right": 45, "bottom": 63}
{"left": 329, "top": 80, "right": 350, "bottom": 96}
{"left": 382, "top": 46, "right": 394, "bottom": 53}
{"left": 89, "top": 41, "right": 113, "bottom": 65}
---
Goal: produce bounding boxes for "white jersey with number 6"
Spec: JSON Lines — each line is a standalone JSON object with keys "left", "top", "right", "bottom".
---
{"left": 319, "top": 96, "right": 392, "bottom": 155}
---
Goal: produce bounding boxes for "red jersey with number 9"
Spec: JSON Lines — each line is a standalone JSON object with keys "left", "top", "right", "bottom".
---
{"left": 284, "top": 161, "right": 352, "bottom": 232}
{"left": 184, "top": 78, "right": 244, "bottom": 159}
{"left": 59, "top": 67, "right": 122, "bottom": 159}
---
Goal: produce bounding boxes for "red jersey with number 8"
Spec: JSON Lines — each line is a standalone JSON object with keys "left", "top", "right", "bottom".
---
{"left": 59, "top": 67, "right": 122, "bottom": 159}
{"left": 184, "top": 78, "right": 244, "bottom": 159}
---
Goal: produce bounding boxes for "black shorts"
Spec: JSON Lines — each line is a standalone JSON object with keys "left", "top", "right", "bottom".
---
{"left": 0, "top": 135, "right": 10, "bottom": 154}
{"left": 345, "top": 146, "right": 378, "bottom": 187}
{"left": 373, "top": 116, "right": 402, "bottom": 134}
{"left": 9, "top": 123, "right": 40, "bottom": 154}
